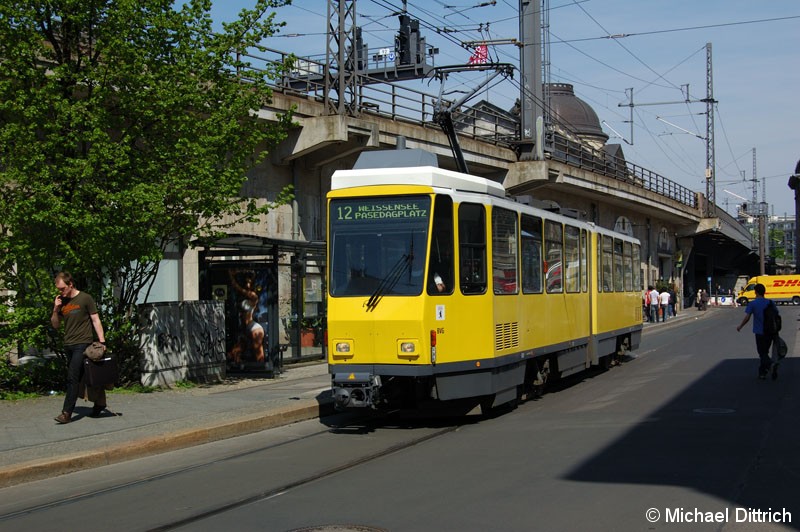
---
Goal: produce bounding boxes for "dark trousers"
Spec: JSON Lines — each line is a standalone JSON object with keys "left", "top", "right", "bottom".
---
{"left": 755, "top": 334, "right": 775, "bottom": 375}
{"left": 61, "top": 343, "right": 89, "bottom": 414}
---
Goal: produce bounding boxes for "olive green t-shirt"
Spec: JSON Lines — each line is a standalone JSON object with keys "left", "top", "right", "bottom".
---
{"left": 58, "top": 291, "right": 98, "bottom": 346}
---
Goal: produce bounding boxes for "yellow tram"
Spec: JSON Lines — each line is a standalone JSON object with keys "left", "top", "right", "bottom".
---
{"left": 327, "top": 152, "right": 642, "bottom": 411}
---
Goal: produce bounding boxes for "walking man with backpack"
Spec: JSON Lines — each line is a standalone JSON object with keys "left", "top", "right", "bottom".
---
{"left": 736, "top": 283, "right": 781, "bottom": 380}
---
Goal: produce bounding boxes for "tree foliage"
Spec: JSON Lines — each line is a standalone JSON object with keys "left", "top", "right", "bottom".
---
{"left": 769, "top": 227, "right": 786, "bottom": 260}
{"left": 0, "top": 0, "right": 293, "bottom": 379}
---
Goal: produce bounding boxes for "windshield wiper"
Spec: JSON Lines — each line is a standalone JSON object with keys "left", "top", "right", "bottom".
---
{"left": 365, "top": 251, "right": 413, "bottom": 311}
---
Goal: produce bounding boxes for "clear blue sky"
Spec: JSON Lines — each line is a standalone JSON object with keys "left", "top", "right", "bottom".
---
{"left": 211, "top": 1, "right": 800, "bottom": 218}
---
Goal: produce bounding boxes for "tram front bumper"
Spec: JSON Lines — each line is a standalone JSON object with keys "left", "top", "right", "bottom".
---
{"left": 332, "top": 372, "right": 382, "bottom": 409}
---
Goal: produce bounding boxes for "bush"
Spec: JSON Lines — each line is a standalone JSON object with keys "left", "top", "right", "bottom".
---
{"left": 0, "top": 357, "right": 64, "bottom": 399}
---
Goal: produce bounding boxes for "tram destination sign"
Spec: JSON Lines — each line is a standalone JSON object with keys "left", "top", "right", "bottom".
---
{"left": 332, "top": 197, "right": 430, "bottom": 223}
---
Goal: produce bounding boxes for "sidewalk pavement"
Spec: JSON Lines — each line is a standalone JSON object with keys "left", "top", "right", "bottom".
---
{"left": 0, "top": 361, "right": 333, "bottom": 488}
{"left": 642, "top": 305, "right": 717, "bottom": 329}
{"left": 0, "top": 308, "right": 719, "bottom": 489}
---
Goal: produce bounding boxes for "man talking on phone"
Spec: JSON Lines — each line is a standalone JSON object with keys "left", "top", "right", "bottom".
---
{"left": 51, "top": 271, "right": 108, "bottom": 424}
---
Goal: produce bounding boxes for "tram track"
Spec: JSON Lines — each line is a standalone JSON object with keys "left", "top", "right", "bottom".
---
{"left": 0, "top": 422, "right": 334, "bottom": 523}
{"left": 148, "top": 418, "right": 461, "bottom": 531}
{"left": 0, "top": 412, "right": 464, "bottom": 531}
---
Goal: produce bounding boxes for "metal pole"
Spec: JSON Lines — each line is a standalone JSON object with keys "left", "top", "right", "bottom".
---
{"left": 703, "top": 43, "right": 716, "bottom": 217}
{"left": 759, "top": 213, "right": 766, "bottom": 275}
{"left": 796, "top": 182, "right": 800, "bottom": 273}
{"left": 789, "top": 160, "right": 800, "bottom": 274}
{"left": 518, "top": 0, "right": 542, "bottom": 160}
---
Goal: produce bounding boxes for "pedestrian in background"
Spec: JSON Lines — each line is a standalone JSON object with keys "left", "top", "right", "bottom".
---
{"left": 659, "top": 289, "right": 670, "bottom": 322}
{"left": 736, "top": 283, "right": 780, "bottom": 380}
{"left": 668, "top": 285, "right": 678, "bottom": 317}
{"left": 697, "top": 289, "right": 708, "bottom": 311}
{"left": 51, "top": 272, "right": 108, "bottom": 424}
{"left": 647, "top": 286, "right": 660, "bottom": 323}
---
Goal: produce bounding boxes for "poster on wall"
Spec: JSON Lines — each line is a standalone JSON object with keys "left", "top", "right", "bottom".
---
{"left": 225, "top": 269, "right": 272, "bottom": 371}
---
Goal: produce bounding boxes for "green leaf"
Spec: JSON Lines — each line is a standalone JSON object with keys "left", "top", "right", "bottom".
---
{"left": 0, "top": 0, "right": 293, "bottom": 384}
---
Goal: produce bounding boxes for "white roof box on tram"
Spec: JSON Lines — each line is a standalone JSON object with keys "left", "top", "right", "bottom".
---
{"left": 332, "top": 164, "right": 506, "bottom": 198}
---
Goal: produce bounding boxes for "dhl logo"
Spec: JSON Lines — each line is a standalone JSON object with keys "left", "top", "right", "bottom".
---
{"left": 773, "top": 280, "right": 800, "bottom": 287}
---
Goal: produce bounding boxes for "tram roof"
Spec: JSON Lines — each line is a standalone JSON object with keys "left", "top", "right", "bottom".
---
{"left": 331, "top": 166, "right": 506, "bottom": 199}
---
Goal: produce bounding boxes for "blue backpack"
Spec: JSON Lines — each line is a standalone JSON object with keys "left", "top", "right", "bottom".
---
{"left": 763, "top": 301, "right": 781, "bottom": 335}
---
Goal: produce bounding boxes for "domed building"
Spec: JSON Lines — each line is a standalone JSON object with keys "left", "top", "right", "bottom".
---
{"left": 453, "top": 82, "right": 630, "bottom": 183}
{"left": 547, "top": 83, "right": 608, "bottom": 151}
{"left": 546, "top": 82, "right": 629, "bottom": 181}
{"left": 455, "top": 82, "right": 617, "bottom": 157}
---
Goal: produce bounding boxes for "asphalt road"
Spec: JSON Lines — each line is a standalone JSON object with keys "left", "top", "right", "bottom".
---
{"left": 1, "top": 307, "right": 798, "bottom": 532}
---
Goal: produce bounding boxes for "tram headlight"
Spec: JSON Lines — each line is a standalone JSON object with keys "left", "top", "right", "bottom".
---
{"left": 397, "top": 339, "right": 419, "bottom": 358}
{"left": 334, "top": 340, "right": 353, "bottom": 354}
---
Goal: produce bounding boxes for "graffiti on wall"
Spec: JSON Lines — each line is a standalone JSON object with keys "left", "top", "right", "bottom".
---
{"left": 139, "top": 301, "right": 225, "bottom": 387}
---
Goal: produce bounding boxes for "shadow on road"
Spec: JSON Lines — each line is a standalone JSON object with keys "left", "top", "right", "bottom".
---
{"left": 565, "top": 357, "right": 799, "bottom": 529}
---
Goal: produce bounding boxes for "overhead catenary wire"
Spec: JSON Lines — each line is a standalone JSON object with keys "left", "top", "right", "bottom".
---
{"left": 382, "top": 3, "right": 744, "bottom": 194}
{"left": 568, "top": 0, "right": 685, "bottom": 93}
{"left": 552, "top": 14, "right": 800, "bottom": 43}
{"left": 268, "top": 1, "right": 793, "bottom": 205}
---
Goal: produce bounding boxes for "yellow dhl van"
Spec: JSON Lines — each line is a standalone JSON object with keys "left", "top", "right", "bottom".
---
{"left": 737, "top": 275, "right": 800, "bottom": 305}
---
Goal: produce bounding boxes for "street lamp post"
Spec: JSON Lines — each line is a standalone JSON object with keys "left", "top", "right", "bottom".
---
{"left": 788, "top": 160, "right": 800, "bottom": 274}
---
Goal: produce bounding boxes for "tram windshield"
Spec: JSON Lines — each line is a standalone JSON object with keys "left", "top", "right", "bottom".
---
{"left": 329, "top": 195, "right": 431, "bottom": 297}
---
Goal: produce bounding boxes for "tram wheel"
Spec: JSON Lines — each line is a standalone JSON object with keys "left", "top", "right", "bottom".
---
{"left": 479, "top": 394, "right": 496, "bottom": 416}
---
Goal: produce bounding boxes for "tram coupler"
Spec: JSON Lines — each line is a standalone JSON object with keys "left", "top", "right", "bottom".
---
{"left": 332, "top": 373, "right": 382, "bottom": 409}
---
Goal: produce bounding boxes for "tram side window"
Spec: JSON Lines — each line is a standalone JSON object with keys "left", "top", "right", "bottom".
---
{"left": 428, "top": 196, "right": 454, "bottom": 295}
{"left": 597, "top": 234, "right": 603, "bottom": 292}
{"left": 564, "top": 225, "right": 580, "bottom": 293}
{"left": 521, "top": 214, "right": 543, "bottom": 293}
{"left": 624, "top": 241, "right": 633, "bottom": 291}
{"left": 492, "top": 207, "right": 518, "bottom": 294}
{"left": 459, "top": 203, "right": 487, "bottom": 294}
{"left": 633, "top": 243, "right": 641, "bottom": 289}
{"left": 581, "top": 229, "right": 588, "bottom": 292}
{"left": 602, "top": 235, "right": 613, "bottom": 292}
{"left": 614, "top": 238, "right": 624, "bottom": 292}
{"left": 545, "top": 220, "right": 563, "bottom": 293}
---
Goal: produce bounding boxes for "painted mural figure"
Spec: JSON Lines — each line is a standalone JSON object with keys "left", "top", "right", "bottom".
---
{"left": 227, "top": 270, "right": 265, "bottom": 367}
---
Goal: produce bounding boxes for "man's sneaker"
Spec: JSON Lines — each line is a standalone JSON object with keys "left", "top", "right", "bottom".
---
{"left": 772, "top": 364, "right": 779, "bottom": 380}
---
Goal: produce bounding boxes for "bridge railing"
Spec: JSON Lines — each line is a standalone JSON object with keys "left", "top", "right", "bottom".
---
{"left": 235, "top": 47, "right": 521, "bottom": 143}
{"left": 550, "top": 133, "right": 697, "bottom": 209}
{"left": 358, "top": 75, "right": 436, "bottom": 125}
{"left": 235, "top": 47, "right": 698, "bottom": 209}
